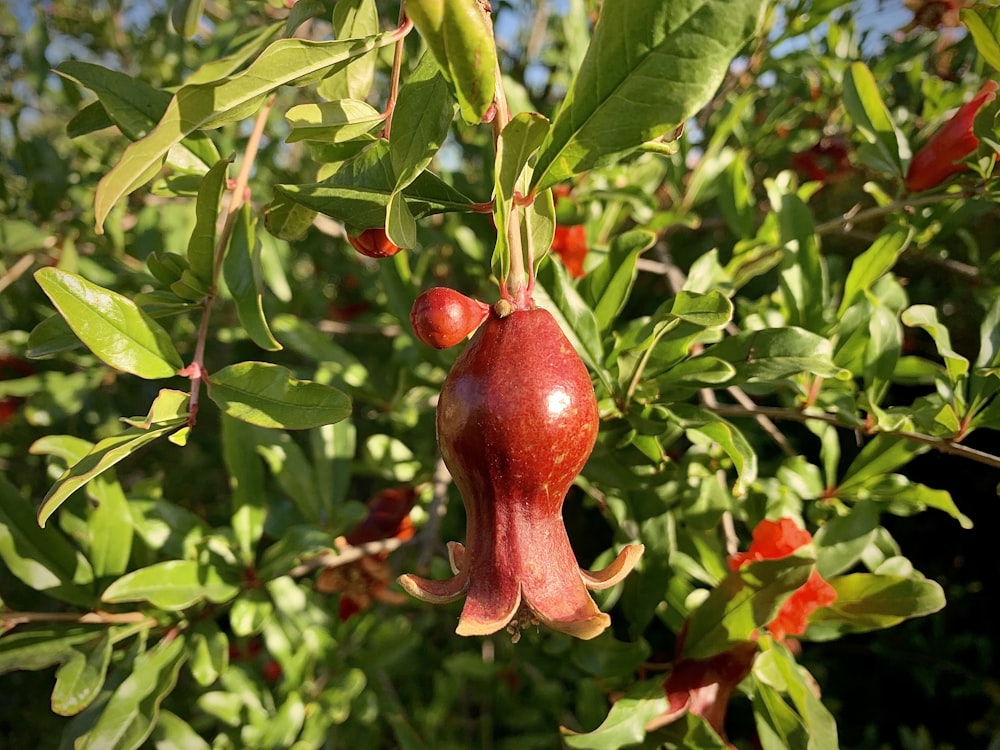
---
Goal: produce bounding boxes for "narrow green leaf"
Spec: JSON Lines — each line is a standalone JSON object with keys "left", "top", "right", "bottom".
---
{"left": 35, "top": 268, "right": 183, "bottom": 379}
{"left": 187, "top": 622, "right": 229, "bottom": 687}
{"left": 207, "top": 361, "right": 352, "bottom": 430}
{"left": 186, "top": 158, "right": 231, "bottom": 286}
{"left": 274, "top": 140, "right": 475, "bottom": 229}
{"left": 581, "top": 230, "right": 656, "bottom": 332}
{"left": 319, "top": 0, "right": 379, "bottom": 100}
{"left": 704, "top": 327, "right": 844, "bottom": 383}
{"left": 263, "top": 193, "right": 317, "bottom": 241}
{"left": 901, "top": 304, "right": 970, "bottom": 385}
{"left": 34, "top": 421, "right": 185, "bottom": 528}
{"left": 223, "top": 204, "right": 282, "bottom": 352}
{"left": 390, "top": 50, "right": 456, "bottom": 189}
{"left": 672, "top": 404, "right": 758, "bottom": 493}
{"left": 0, "top": 627, "right": 105, "bottom": 676}
{"left": 185, "top": 23, "right": 284, "bottom": 86}
{"left": 962, "top": 9, "right": 1000, "bottom": 72}
{"left": 532, "top": 0, "right": 765, "bottom": 190}
{"left": 102, "top": 560, "right": 240, "bottom": 610}
{"left": 405, "top": 0, "right": 496, "bottom": 123}
{"left": 534, "top": 259, "right": 605, "bottom": 372}
{"left": 284, "top": 99, "right": 384, "bottom": 143}
{"left": 757, "top": 643, "right": 839, "bottom": 749}
{"left": 86, "top": 472, "right": 134, "bottom": 579}
{"left": 670, "top": 290, "right": 734, "bottom": 328}
{"left": 842, "top": 62, "right": 907, "bottom": 176}
{"left": 562, "top": 678, "right": 667, "bottom": 749}
{"left": 386, "top": 189, "right": 418, "bottom": 249}
{"left": 51, "top": 632, "right": 112, "bottom": 716}
{"left": 682, "top": 552, "right": 815, "bottom": 660}
{"left": 170, "top": 0, "right": 204, "bottom": 38}
{"left": 222, "top": 416, "right": 269, "bottom": 564}
{"left": 838, "top": 229, "right": 911, "bottom": 316}
{"left": 810, "top": 573, "right": 945, "bottom": 633}
{"left": 813, "top": 502, "right": 881, "bottom": 578}
{"left": 94, "top": 30, "right": 402, "bottom": 230}
{"left": 148, "top": 710, "right": 212, "bottom": 750}
{"left": 0, "top": 475, "right": 95, "bottom": 604}
{"left": 77, "top": 634, "right": 187, "bottom": 750}
{"left": 766, "top": 179, "right": 827, "bottom": 332}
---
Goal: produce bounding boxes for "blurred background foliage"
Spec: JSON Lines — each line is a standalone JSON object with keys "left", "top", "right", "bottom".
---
{"left": 1, "top": 1, "right": 999, "bottom": 748}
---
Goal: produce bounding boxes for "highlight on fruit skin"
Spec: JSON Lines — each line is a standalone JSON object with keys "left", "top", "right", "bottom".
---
{"left": 346, "top": 227, "right": 402, "bottom": 258}
{"left": 398, "top": 306, "right": 643, "bottom": 640}
{"left": 409, "top": 287, "right": 491, "bottom": 349}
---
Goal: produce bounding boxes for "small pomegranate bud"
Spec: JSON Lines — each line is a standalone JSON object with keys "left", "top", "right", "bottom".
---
{"left": 347, "top": 227, "right": 401, "bottom": 258}
{"left": 410, "top": 288, "right": 490, "bottom": 349}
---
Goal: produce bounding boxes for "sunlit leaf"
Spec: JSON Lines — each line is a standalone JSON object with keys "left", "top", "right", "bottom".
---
{"left": 223, "top": 204, "right": 282, "bottom": 351}
{"left": 102, "top": 560, "right": 240, "bottom": 610}
{"left": 207, "top": 361, "right": 352, "bottom": 430}
{"left": 35, "top": 268, "right": 183, "bottom": 379}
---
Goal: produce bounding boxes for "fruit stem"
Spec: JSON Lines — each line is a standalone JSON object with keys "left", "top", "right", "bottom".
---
{"left": 490, "top": 56, "right": 531, "bottom": 309}
{"left": 381, "top": 6, "right": 408, "bottom": 140}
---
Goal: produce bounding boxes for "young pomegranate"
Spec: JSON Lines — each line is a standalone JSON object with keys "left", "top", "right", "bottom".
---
{"left": 347, "top": 227, "right": 401, "bottom": 258}
{"left": 410, "top": 288, "right": 490, "bottom": 349}
{"left": 398, "top": 304, "right": 643, "bottom": 640}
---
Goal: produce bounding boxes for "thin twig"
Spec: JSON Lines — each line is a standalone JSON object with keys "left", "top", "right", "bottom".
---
{"left": 185, "top": 96, "right": 275, "bottom": 426}
{"left": 813, "top": 187, "right": 988, "bottom": 235}
{"left": 0, "top": 253, "right": 36, "bottom": 295}
{"left": 1, "top": 609, "right": 153, "bottom": 628}
{"left": 416, "top": 456, "right": 453, "bottom": 572}
{"left": 707, "top": 402, "right": 1000, "bottom": 471}
{"left": 380, "top": 6, "right": 407, "bottom": 140}
{"left": 288, "top": 537, "right": 407, "bottom": 579}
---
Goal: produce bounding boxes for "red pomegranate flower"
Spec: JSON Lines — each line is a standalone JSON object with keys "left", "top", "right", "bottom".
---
{"left": 550, "top": 224, "right": 588, "bottom": 278}
{"left": 727, "top": 517, "right": 836, "bottom": 641}
{"left": 905, "top": 80, "right": 999, "bottom": 193}
{"left": 316, "top": 488, "right": 415, "bottom": 620}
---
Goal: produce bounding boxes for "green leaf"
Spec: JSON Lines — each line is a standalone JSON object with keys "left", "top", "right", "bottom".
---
{"left": 284, "top": 99, "right": 384, "bottom": 143}
{"left": 531, "top": 0, "right": 766, "bottom": 190}
{"left": 390, "top": 50, "right": 456, "bottom": 189}
{"left": 102, "top": 560, "right": 240, "bottom": 610}
{"left": 207, "top": 361, "right": 352, "bottom": 430}
{"left": 814, "top": 501, "right": 881, "bottom": 578}
{"left": 562, "top": 678, "right": 668, "bottom": 749}
{"left": 223, "top": 204, "right": 282, "bottom": 351}
{"left": 76, "top": 634, "right": 187, "bottom": 750}
{"left": 0, "top": 627, "right": 106, "bottom": 676}
{"left": 837, "top": 228, "right": 912, "bottom": 317}
{"left": 170, "top": 0, "right": 203, "bottom": 38}
{"left": 866, "top": 474, "right": 972, "bottom": 529}
{"left": 682, "top": 551, "right": 815, "bottom": 660}
{"left": 34, "top": 420, "right": 185, "bottom": 528}
{"left": 751, "top": 675, "right": 810, "bottom": 750}
{"left": 35, "top": 268, "right": 183, "bottom": 379}
{"left": 51, "top": 632, "right": 112, "bottom": 716}
{"left": 493, "top": 113, "right": 551, "bottom": 281}
{"left": 671, "top": 404, "right": 758, "bottom": 493}
{"left": 702, "top": 327, "right": 843, "bottom": 383}
{"left": 94, "top": 30, "right": 403, "bottom": 230}
{"left": 263, "top": 193, "right": 317, "bottom": 241}
{"left": 56, "top": 61, "right": 219, "bottom": 170}
{"left": 86, "top": 472, "right": 134, "bottom": 579}
{"left": 148, "top": 710, "right": 212, "bottom": 750}
{"left": 962, "top": 9, "right": 1000, "bottom": 72}
{"left": 842, "top": 62, "right": 907, "bottom": 176}
{"left": 838, "top": 435, "right": 929, "bottom": 493}
{"left": 534, "top": 260, "right": 606, "bottom": 379}
{"left": 385, "top": 189, "right": 418, "bottom": 250}
{"left": 809, "top": 573, "right": 946, "bottom": 634}
{"left": 185, "top": 157, "right": 231, "bottom": 287}
{"left": 222, "top": 416, "right": 268, "bottom": 564}
{"left": 319, "top": 0, "right": 379, "bottom": 100}
{"left": 0, "top": 475, "right": 95, "bottom": 604}
{"left": 901, "top": 304, "right": 970, "bottom": 386}
{"left": 187, "top": 622, "right": 229, "bottom": 687}
{"left": 766, "top": 178, "right": 827, "bottom": 332}
{"left": 670, "top": 290, "right": 734, "bottom": 328}
{"left": 405, "top": 0, "right": 496, "bottom": 123}
{"left": 581, "top": 230, "right": 656, "bottom": 332}
{"left": 274, "top": 140, "right": 475, "bottom": 229}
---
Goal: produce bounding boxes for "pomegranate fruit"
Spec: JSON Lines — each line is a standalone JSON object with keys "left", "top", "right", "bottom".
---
{"left": 347, "top": 227, "right": 401, "bottom": 258}
{"left": 410, "top": 288, "right": 490, "bottom": 349}
{"left": 398, "top": 305, "right": 643, "bottom": 639}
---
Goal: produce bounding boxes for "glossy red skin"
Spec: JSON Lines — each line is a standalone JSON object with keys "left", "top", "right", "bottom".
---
{"left": 346, "top": 227, "right": 401, "bottom": 258}
{"left": 399, "top": 307, "right": 643, "bottom": 639}
{"left": 410, "top": 288, "right": 490, "bottom": 349}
